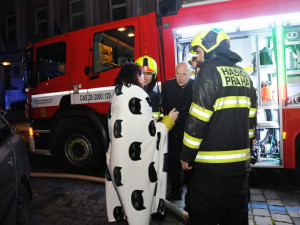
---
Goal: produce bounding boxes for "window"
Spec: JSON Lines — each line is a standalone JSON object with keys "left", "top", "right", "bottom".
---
{"left": 35, "top": 7, "right": 48, "bottom": 35}
{"left": 5, "top": 14, "right": 16, "bottom": 41}
{"left": 69, "top": 0, "right": 84, "bottom": 30}
{"left": 110, "top": 0, "right": 127, "bottom": 21}
{"left": 0, "top": 117, "right": 12, "bottom": 145}
{"left": 93, "top": 26, "right": 134, "bottom": 74}
{"left": 157, "top": 0, "right": 177, "bottom": 15}
{"left": 36, "top": 42, "right": 66, "bottom": 83}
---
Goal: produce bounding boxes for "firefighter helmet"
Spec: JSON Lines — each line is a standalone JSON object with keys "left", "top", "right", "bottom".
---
{"left": 135, "top": 55, "right": 158, "bottom": 79}
{"left": 189, "top": 27, "right": 230, "bottom": 54}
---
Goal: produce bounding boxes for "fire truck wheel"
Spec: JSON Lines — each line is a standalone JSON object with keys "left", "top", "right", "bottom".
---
{"left": 58, "top": 123, "right": 102, "bottom": 172}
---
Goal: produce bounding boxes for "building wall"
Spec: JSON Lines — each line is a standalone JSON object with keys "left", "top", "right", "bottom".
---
{"left": 93, "top": 0, "right": 110, "bottom": 25}
{"left": 0, "top": 0, "right": 183, "bottom": 51}
{"left": 0, "top": 1, "right": 16, "bottom": 52}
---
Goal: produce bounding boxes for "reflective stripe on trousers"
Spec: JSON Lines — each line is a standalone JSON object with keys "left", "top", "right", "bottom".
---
{"left": 195, "top": 148, "right": 250, "bottom": 163}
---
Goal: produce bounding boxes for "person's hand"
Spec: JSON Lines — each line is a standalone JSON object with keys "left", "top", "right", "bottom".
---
{"left": 181, "top": 160, "right": 193, "bottom": 170}
{"left": 168, "top": 108, "right": 179, "bottom": 121}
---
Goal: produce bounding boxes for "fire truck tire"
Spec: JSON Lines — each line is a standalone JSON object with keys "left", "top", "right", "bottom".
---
{"left": 57, "top": 122, "right": 103, "bottom": 173}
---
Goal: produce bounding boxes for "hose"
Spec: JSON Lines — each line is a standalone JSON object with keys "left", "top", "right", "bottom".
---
{"left": 266, "top": 128, "right": 274, "bottom": 154}
{"left": 254, "top": 109, "right": 272, "bottom": 149}
{"left": 30, "top": 172, "right": 189, "bottom": 223}
{"left": 254, "top": 129, "right": 270, "bottom": 147}
{"left": 266, "top": 110, "right": 274, "bottom": 154}
{"left": 30, "top": 172, "right": 106, "bottom": 183}
{"left": 165, "top": 200, "right": 189, "bottom": 222}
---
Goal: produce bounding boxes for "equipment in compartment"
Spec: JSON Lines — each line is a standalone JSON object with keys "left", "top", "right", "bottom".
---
{"left": 254, "top": 109, "right": 280, "bottom": 163}
{"left": 261, "top": 81, "right": 273, "bottom": 102}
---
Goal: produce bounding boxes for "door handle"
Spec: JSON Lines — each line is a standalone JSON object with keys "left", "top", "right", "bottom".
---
{"left": 84, "top": 66, "right": 92, "bottom": 75}
{"left": 89, "top": 74, "right": 99, "bottom": 80}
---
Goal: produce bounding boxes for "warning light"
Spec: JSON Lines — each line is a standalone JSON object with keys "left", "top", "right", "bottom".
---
{"left": 29, "top": 127, "right": 34, "bottom": 137}
{"left": 282, "top": 131, "right": 286, "bottom": 140}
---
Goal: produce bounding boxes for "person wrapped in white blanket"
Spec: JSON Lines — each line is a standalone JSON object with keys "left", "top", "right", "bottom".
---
{"left": 106, "top": 62, "right": 178, "bottom": 225}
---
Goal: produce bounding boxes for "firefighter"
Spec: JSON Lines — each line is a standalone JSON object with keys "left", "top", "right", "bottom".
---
{"left": 135, "top": 55, "right": 162, "bottom": 120}
{"left": 181, "top": 28, "right": 257, "bottom": 225}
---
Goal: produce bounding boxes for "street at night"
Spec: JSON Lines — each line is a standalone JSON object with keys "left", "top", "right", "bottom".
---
{"left": 27, "top": 152, "right": 300, "bottom": 225}
{"left": 1, "top": 0, "right": 300, "bottom": 225}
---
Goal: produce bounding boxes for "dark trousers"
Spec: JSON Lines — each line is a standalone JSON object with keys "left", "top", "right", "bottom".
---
{"left": 168, "top": 134, "right": 184, "bottom": 195}
{"left": 186, "top": 168, "right": 249, "bottom": 225}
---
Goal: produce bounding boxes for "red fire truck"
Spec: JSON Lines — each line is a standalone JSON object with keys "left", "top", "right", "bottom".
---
{"left": 24, "top": 0, "right": 300, "bottom": 172}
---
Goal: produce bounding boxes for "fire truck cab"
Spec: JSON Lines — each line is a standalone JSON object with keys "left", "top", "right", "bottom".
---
{"left": 24, "top": 0, "right": 300, "bottom": 172}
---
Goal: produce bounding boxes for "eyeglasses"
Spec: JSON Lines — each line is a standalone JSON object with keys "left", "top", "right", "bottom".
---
{"left": 176, "top": 72, "right": 187, "bottom": 77}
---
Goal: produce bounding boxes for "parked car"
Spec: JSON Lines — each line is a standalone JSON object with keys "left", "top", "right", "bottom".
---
{"left": 0, "top": 114, "right": 31, "bottom": 225}
{"left": 3, "top": 101, "right": 29, "bottom": 143}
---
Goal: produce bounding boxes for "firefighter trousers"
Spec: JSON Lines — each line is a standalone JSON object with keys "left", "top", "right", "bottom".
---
{"left": 186, "top": 168, "right": 249, "bottom": 225}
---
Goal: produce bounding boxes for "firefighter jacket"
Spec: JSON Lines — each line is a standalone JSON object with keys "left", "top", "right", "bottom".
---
{"left": 145, "top": 77, "right": 163, "bottom": 120}
{"left": 181, "top": 48, "right": 257, "bottom": 177}
{"left": 161, "top": 78, "right": 194, "bottom": 137}
{"left": 147, "top": 85, "right": 162, "bottom": 120}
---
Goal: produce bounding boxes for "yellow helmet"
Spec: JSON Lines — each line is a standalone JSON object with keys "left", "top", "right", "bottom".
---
{"left": 135, "top": 55, "right": 158, "bottom": 79}
{"left": 190, "top": 27, "right": 230, "bottom": 54}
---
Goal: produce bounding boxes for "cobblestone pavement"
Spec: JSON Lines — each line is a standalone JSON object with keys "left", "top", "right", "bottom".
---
{"left": 29, "top": 177, "right": 185, "bottom": 225}
{"left": 29, "top": 174, "right": 300, "bottom": 225}
{"left": 248, "top": 169, "right": 300, "bottom": 225}
{"left": 248, "top": 188, "right": 300, "bottom": 225}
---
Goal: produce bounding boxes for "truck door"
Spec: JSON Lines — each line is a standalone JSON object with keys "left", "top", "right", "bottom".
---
{"left": 85, "top": 12, "right": 161, "bottom": 114}
{"left": 31, "top": 36, "right": 70, "bottom": 119}
{"left": 86, "top": 20, "right": 140, "bottom": 114}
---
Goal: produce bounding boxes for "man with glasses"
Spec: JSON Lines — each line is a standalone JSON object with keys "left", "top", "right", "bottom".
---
{"left": 161, "top": 61, "right": 193, "bottom": 201}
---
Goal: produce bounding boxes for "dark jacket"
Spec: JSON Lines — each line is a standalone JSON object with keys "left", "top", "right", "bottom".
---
{"left": 144, "top": 77, "right": 162, "bottom": 120}
{"left": 147, "top": 85, "right": 161, "bottom": 120}
{"left": 161, "top": 78, "right": 193, "bottom": 137}
{"left": 181, "top": 45, "right": 257, "bottom": 177}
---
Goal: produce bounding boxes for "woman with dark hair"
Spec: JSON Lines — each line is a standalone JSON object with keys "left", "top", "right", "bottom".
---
{"left": 114, "top": 62, "right": 143, "bottom": 88}
{"left": 106, "top": 62, "right": 178, "bottom": 225}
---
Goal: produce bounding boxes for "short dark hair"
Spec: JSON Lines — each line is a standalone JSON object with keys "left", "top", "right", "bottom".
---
{"left": 114, "top": 62, "right": 142, "bottom": 87}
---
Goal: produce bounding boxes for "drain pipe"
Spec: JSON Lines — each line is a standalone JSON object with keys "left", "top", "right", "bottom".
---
{"left": 30, "top": 172, "right": 189, "bottom": 223}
